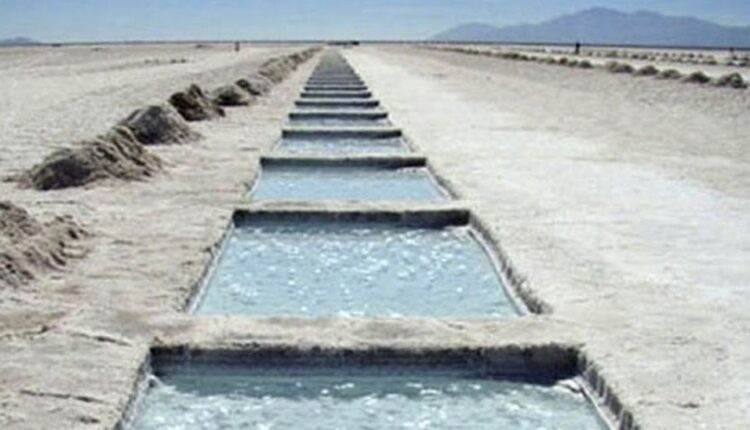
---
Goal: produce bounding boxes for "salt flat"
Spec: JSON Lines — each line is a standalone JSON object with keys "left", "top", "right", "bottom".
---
{"left": 1, "top": 42, "right": 748, "bottom": 429}
{"left": 0, "top": 43, "right": 297, "bottom": 173}
{"left": 346, "top": 45, "right": 750, "bottom": 430}
{"left": 0, "top": 43, "right": 317, "bottom": 429}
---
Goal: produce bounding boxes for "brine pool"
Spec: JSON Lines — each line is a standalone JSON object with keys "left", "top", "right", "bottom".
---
{"left": 194, "top": 220, "right": 519, "bottom": 317}
{"left": 295, "top": 103, "right": 378, "bottom": 110}
{"left": 276, "top": 137, "right": 408, "bottom": 154}
{"left": 288, "top": 118, "right": 389, "bottom": 126}
{"left": 128, "top": 364, "right": 609, "bottom": 430}
{"left": 251, "top": 164, "right": 446, "bottom": 202}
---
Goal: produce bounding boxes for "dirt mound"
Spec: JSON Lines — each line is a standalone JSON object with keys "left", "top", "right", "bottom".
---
{"left": 212, "top": 84, "right": 253, "bottom": 106}
{"left": 236, "top": 74, "right": 273, "bottom": 96}
{"left": 634, "top": 65, "right": 659, "bottom": 76}
{"left": 0, "top": 201, "right": 87, "bottom": 289}
{"left": 290, "top": 52, "right": 309, "bottom": 63}
{"left": 169, "top": 84, "right": 225, "bottom": 121}
{"left": 249, "top": 48, "right": 320, "bottom": 87}
{"left": 0, "top": 202, "right": 43, "bottom": 240}
{"left": 300, "top": 47, "right": 321, "bottom": 60}
{"left": 577, "top": 60, "right": 594, "bottom": 69}
{"left": 119, "top": 104, "right": 200, "bottom": 145}
{"left": 498, "top": 52, "right": 521, "bottom": 60}
{"left": 605, "top": 61, "right": 635, "bottom": 74}
{"left": 683, "top": 71, "right": 711, "bottom": 84}
{"left": 20, "top": 126, "right": 162, "bottom": 190}
{"left": 258, "top": 58, "right": 294, "bottom": 83}
{"left": 656, "top": 69, "right": 682, "bottom": 80}
{"left": 713, "top": 73, "right": 748, "bottom": 89}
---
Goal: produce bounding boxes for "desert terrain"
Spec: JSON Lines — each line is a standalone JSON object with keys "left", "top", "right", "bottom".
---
{"left": 0, "top": 42, "right": 320, "bottom": 428}
{"left": 348, "top": 45, "right": 750, "bottom": 429}
{"left": 1, "top": 42, "right": 749, "bottom": 429}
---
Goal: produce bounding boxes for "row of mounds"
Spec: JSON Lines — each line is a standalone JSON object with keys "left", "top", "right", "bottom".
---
{"left": 2, "top": 48, "right": 320, "bottom": 292}
{"left": 15, "top": 47, "right": 321, "bottom": 191}
{"left": 15, "top": 104, "right": 202, "bottom": 191}
{"left": 555, "top": 57, "right": 594, "bottom": 69}
{"left": 585, "top": 49, "right": 722, "bottom": 66}
{"left": 604, "top": 61, "right": 748, "bottom": 89}
{"left": 434, "top": 46, "right": 600, "bottom": 69}
{"left": 537, "top": 56, "right": 593, "bottom": 69}
{"left": 0, "top": 201, "right": 87, "bottom": 289}
{"left": 167, "top": 48, "right": 320, "bottom": 115}
{"left": 258, "top": 48, "right": 321, "bottom": 84}
{"left": 259, "top": 57, "right": 296, "bottom": 83}
{"left": 431, "top": 46, "right": 748, "bottom": 90}
{"left": 213, "top": 47, "right": 321, "bottom": 106}
{"left": 586, "top": 49, "right": 750, "bottom": 68}
{"left": 15, "top": 102, "right": 198, "bottom": 190}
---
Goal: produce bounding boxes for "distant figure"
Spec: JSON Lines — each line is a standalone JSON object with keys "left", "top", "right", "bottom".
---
{"left": 234, "top": 41, "right": 240, "bottom": 53}
{"left": 574, "top": 41, "right": 581, "bottom": 56}
{"left": 729, "top": 47, "right": 736, "bottom": 59}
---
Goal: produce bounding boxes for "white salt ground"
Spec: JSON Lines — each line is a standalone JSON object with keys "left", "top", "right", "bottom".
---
{"left": 346, "top": 45, "right": 750, "bottom": 430}
{"left": 1, "top": 43, "right": 749, "bottom": 430}
{"left": 0, "top": 43, "right": 294, "bottom": 173}
{"left": 0, "top": 43, "right": 318, "bottom": 429}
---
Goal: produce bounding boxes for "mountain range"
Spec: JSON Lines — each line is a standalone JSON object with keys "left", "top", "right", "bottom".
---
{"left": 433, "top": 7, "right": 750, "bottom": 47}
{"left": 0, "top": 37, "right": 41, "bottom": 46}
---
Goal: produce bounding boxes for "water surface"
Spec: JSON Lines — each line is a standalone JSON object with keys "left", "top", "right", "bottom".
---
{"left": 195, "top": 221, "right": 518, "bottom": 317}
{"left": 130, "top": 364, "right": 608, "bottom": 430}
{"left": 277, "top": 137, "right": 408, "bottom": 155}
{"left": 252, "top": 165, "right": 446, "bottom": 202}
{"left": 288, "top": 118, "right": 389, "bottom": 126}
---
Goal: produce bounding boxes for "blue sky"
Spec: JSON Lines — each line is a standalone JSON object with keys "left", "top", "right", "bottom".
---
{"left": 1, "top": 0, "right": 749, "bottom": 42}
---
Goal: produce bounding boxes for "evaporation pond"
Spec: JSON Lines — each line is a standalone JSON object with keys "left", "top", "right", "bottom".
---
{"left": 289, "top": 117, "right": 389, "bottom": 126}
{"left": 129, "top": 364, "right": 609, "bottom": 430}
{"left": 195, "top": 221, "right": 518, "bottom": 317}
{"left": 251, "top": 165, "right": 446, "bottom": 202}
{"left": 277, "top": 137, "right": 407, "bottom": 155}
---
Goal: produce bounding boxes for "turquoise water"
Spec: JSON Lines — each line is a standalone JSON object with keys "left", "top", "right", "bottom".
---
{"left": 251, "top": 165, "right": 446, "bottom": 202}
{"left": 195, "top": 221, "right": 518, "bottom": 317}
{"left": 277, "top": 137, "right": 408, "bottom": 155}
{"left": 130, "top": 364, "right": 608, "bottom": 430}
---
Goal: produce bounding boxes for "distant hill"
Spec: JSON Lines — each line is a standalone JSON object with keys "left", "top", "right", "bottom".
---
{"left": 0, "top": 37, "right": 41, "bottom": 46}
{"left": 433, "top": 7, "right": 750, "bottom": 47}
